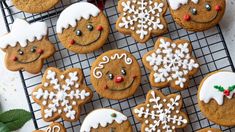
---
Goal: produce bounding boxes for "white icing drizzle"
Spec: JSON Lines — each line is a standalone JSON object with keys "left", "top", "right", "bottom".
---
{"left": 134, "top": 91, "right": 188, "bottom": 132}
{"left": 80, "top": 108, "right": 128, "bottom": 132}
{"left": 93, "top": 53, "right": 133, "bottom": 78}
{"left": 46, "top": 125, "right": 61, "bottom": 132}
{"left": 118, "top": 0, "right": 165, "bottom": 40}
{"left": 56, "top": 2, "right": 100, "bottom": 33}
{"left": 0, "top": 19, "right": 47, "bottom": 49}
{"left": 199, "top": 71, "right": 235, "bottom": 105}
{"left": 33, "top": 69, "right": 90, "bottom": 120}
{"left": 145, "top": 38, "right": 199, "bottom": 88}
{"left": 167, "top": 0, "right": 199, "bottom": 10}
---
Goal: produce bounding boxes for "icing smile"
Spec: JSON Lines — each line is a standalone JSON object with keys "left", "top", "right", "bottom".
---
{"left": 107, "top": 76, "right": 136, "bottom": 91}
{"left": 191, "top": 11, "right": 219, "bottom": 23}
{"left": 72, "top": 31, "right": 102, "bottom": 46}
{"left": 17, "top": 54, "right": 41, "bottom": 64}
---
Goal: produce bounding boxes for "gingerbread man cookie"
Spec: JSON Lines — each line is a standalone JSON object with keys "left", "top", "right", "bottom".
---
{"left": 90, "top": 49, "right": 141, "bottom": 100}
{"left": 80, "top": 108, "right": 132, "bottom": 132}
{"left": 198, "top": 71, "right": 235, "bottom": 126}
{"left": 142, "top": 37, "right": 199, "bottom": 90}
{"left": 133, "top": 90, "right": 188, "bottom": 132}
{"left": 116, "top": 0, "right": 168, "bottom": 43}
{"left": 167, "top": 0, "right": 226, "bottom": 31}
{"left": 33, "top": 122, "right": 66, "bottom": 132}
{"left": 32, "top": 67, "right": 93, "bottom": 122}
{"left": 0, "top": 19, "right": 55, "bottom": 74}
{"left": 57, "top": 2, "right": 110, "bottom": 54}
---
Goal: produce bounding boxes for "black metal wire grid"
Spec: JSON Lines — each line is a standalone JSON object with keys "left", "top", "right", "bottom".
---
{"left": 0, "top": 0, "right": 235, "bottom": 131}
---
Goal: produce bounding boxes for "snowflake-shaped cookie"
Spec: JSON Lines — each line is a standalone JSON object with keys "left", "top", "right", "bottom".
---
{"left": 143, "top": 37, "right": 199, "bottom": 90}
{"left": 32, "top": 67, "right": 93, "bottom": 122}
{"left": 116, "top": 0, "right": 168, "bottom": 43}
{"left": 133, "top": 90, "right": 188, "bottom": 132}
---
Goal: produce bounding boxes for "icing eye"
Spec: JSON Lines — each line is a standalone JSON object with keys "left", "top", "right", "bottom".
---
{"left": 18, "top": 50, "right": 24, "bottom": 55}
{"left": 108, "top": 73, "right": 114, "bottom": 80}
{"left": 191, "top": 8, "right": 197, "bottom": 15}
{"left": 121, "top": 69, "right": 126, "bottom": 76}
{"left": 87, "top": 24, "right": 93, "bottom": 31}
{"left": 205, "top": 3, "right": 211, "bottom": 11}
{"left": 31, "top": 46, "right": 37, "bottom": 53}
{"left": 76, "top": 30, "right": 82, "bottom": 36}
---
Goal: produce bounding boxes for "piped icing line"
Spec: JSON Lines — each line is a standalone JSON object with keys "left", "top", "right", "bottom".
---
{"left": 199, "top": 71, "right": 235, "bottom": 105}
{"left": 80, "top": 108, "right": 128, "bottom": 132}
{"left": 46, "top": 125, "right": 61, "bottom": 132}
{"left": 0, "top": 19, "right": 47, "bottom": 49}
{"left": 167, "top": 0, "right": 199, "bottom": 10}
{"left": 93, "top": 53, "right": 133, "bottom": 79}
{"left": 56, "top": 2, "right": 100, "bottom": 33}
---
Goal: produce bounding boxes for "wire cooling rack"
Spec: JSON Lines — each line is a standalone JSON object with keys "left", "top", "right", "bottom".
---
{"left": 1, "top": 0, "right": 235, "bottom": 131}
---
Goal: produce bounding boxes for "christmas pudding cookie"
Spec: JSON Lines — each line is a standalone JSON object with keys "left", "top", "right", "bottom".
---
{"left": 198, "top": 71, "right": 235, "bottom": 126}
{"left": 167, "top": 0, "right": 226, "bottom": 31}
{"left": 80, "top": 108, "right": 132, "bottom": 132}
{"left": 57, "top": 2, "right": 109, "bottom": 54}
{"left": 0, "top": 19, "right": 55, "bottom": 74}
{"left": 143, "top": 37, "right": 199, "bottom": 90}
{"left": 133, "top": 90, "right": 188, "bottom": 132}
{"left": 90, "top": 49, "right": 141, "bottom": 100}
{"left": 197, "top": 128, "right": 221, "bottom": 132}
{"left": 116, "top": 0, "right": 168, "bottom": 43}
{"left": 33, "top": 122, "right": 66, "bottom": 132}
{"left": 32, "top": 67, "right": 93, "bottom": 122}
{"left": 12, "top": 0, "right": 59, "bottom": 13}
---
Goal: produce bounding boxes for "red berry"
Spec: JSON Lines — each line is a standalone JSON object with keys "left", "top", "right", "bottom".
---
{"left": 215, "top": 5, "right": 221, "bottom": 11}
{"left": 183, "top": 14, "right": 191, "bottom": 21}
{"left": 37, "top": 49, "right": 44, "bottom": 54}
{"left": 224, "top": 90, "right": 230, "bottom": 96}
{"left": 97, "top": 26, "right": 103, "bottom": 31}
{"left": 12, "top": 56, "right": 18, "bottom": 61}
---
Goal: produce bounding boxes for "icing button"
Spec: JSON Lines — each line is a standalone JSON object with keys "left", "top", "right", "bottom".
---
{"left": 115, "top": 76, "right": 124, "bottom": 83}
{"left": 37, "top": 49, "right": 44, "bottom": 54}
{"left": 183, "top": 14, "right": 191, "bottom": 21}
{"left": 97, "top": 26, "right": 103, "bottom": 31}
{"left": 215, "top": 5, "right": 221, "bottom": 11}
{"left": 12, "top": 56, "right": 18, "bottom": 61}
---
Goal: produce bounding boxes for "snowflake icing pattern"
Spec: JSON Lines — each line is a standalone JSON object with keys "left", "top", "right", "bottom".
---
{"left": 145, "top": 38, "right": 199, "bottom": 88}
{"left": 118, "top": 0, "right": 166, "bottom": 40}
{"left": 134, "top": 90, "right": 188, "bottom": 132}
{"left": 33, "top": 68, "right": 91, "bottom": 121}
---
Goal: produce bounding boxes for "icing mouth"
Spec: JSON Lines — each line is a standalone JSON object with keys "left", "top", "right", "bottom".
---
{"left": 191, "top": 11, "right": 219, "bottom": 23}
{"left": 73, "top": 31, "right": 102, "bottom": 46}
{"left": 17, "top": 54, "right": 41, "bottom": 64}
{"left": 108, "top": 77, "right": 136, "bottom": 91}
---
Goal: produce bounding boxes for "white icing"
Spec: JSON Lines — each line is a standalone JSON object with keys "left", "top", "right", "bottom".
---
{"left": 93, "top": 53, "right": 133, "bottom": 78}
{"left": 146, "top": 38, "right": 199, "bottom": 88}
{"left": 0, "top": 19, "right": 47, "bottom": 49}
{"left": 134, "top": 90, "right": 188, "bottom": 132}
{"left": 33, "top": 69, "right": 90, "bottom": 120}
{"left": 168, "top": 0, "right": 199, "bottom": 10}
{"left": 56, "top": 2, "right": 100, "bottom": 33}
{"left": 46, "top": 125, "right": 61, "bottom": 132}
{"left": 199, "top": 71, "right": 235, "bottom": 105}
{"left": 119, "top": 0, "right": 165, "bottom": 40}
{"left": 80, "top": 108, "right": 128, "bottom": 132}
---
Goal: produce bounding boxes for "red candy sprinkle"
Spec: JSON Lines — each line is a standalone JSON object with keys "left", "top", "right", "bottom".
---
{"left": 97, "top": 26, "right": 103, "bottom": 31}
{"left": 115, "top": 76, "right": 124, "bottom": 83}
{"left": 184, "top": 14, "right": 191, "bottom": 21}
{"left": 12, "top": 56, "right": 18, "bottom": 61}
{"left": 224, "top": 90, "right": 230, "bottom": 96}
{"left": 70, "top": 39, "right": 75, "bottom": 45}
{"left": 215, "top": 5, "right": 221, "bottom": 11}
{"left": 37, "top": 49, "right": 44, "bottom": 54}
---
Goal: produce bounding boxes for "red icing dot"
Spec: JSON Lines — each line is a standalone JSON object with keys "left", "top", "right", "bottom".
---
{"left": 215, "top": 5, "right": 221, "bottom": 11}
{"left": 37, "top": 49, "right": 44, "bottom": 54}
{"left": 12, "top": 56, "right": 18, "bottom": 61}
{"left": 224, "top": 90, "right": 230, "bottom": 96}
{"left": 70, "top": 39, "right": 75, "bottom": 45}
{"left": 183, "top": 14, "right": 191, "bottom": 21}
{"left": 97, "top": 26, "right": 103, "bottom": 31}
{"left": 115, "top": 76, "right": 124, "bottom": 83}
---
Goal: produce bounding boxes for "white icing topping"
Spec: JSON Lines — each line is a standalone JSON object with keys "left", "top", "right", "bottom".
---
{"left": 167, "top": 0, "right": 199, "bottom": 10}
{"left": 56, "top": 2, "right": 100, "bottom": 33}
{"left": 119, "top": 0, "right": 165, "bottom": 40}
{"left": 0, "top": 19, "right": 47, "bottom": 49}
{"left": 199, "top": 71, "right": 235, "bottom": 105}
{"left": 93, "top": 53, "right": 133, "bottom": 78}
{"left": 134, "top": 91, "right": 188, "bottom": 131}
{"left": 145, "top": 38, "right": 199, "bottom": 88}
{"left": 80, "top": 108, "right": 128, "bottom": 132}
{"left": 46, "top": 125, "right": 61, "bottom": 132}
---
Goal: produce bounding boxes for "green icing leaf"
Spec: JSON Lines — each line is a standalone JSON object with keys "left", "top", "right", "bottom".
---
{"left": 228, "top": 85, "right": 235, "bottom": 92}
{"left": 0, "top": 122, "right": 10, "bottom": 132}
{"left": 0, "top": 109, "right": 32, "bottom": 131}
{"left": 214, "top": 85, "right": 225, "bottom": 92}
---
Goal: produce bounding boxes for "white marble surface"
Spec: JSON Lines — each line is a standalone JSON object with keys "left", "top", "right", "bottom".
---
{"left": 0, "top": 0, "right": 235, "bottom": 131}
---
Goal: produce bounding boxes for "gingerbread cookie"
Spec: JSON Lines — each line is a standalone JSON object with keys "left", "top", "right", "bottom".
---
{"left": 167, "top": 0, "right": 226, "bottom": 31}
{"left": 33, "top": 122, "right": 66, "bottom": 132}
{"left": 116, "top": 0, "right": 168, "bottom": 43}
{"left": 90, "top": 49, "right": 141, "bottom": 100}
{"left": 197, "top": 128, "right": 221, "bottom": 132}
{"left": 57, "top": 2, "right": 109, "bottom": 54}
{"left": 133, "top": 90, "right": 188, "bottom": 132}
{"left": 80, "top": 108, "right": 132, "bottom": 132}
{"left": 0, "top": 19, "right": 55, "bottom": 74}
{"left": 198, "top": 71, "right": 235, "bottom": 126}
{"left": 32, "top": 67, "right": 93, "bottom": 122}
{"left": 142, "top": 37, "right": 199, "bottom": 90}
{"left": 12, "top": 0, "right": 59, "bottom": 13}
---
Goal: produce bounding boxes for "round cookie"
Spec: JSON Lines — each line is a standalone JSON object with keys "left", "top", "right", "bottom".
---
{"left": 12, "top": 0, "right": 59, "bottom": 13}
{"left": 33, "top": 122, "right": 66, "bottom": 132}
{"left": 90, "top": 49, "right": 141, "bottom": 100}
{"left": 116, "top": 0, "right": 168, "bottom": 43}
{"left": 0, "top": 19, "right": 55, "bottom": 74}
{"left": 167, "top": 0, "right": 226, "bottom": 31}
{"left": 142, "top": 37, "right": 199, "bottom": 90}
{"left": 198, "top": 71, "right": 235, "bottom": 126}
{"left": 80, "top": 108, "right": 132, "bottom": 132}
{"left": 32, "top": 67, "right": 93, "bottom": 122}
{"left": 133, "top": 90, "right": 188, "bottom": 132}
{"left": 56, "top": 2, "right": 110, "bottom": 54}
{"left": 197, "top": 128, "right": 222, "bottom": 132}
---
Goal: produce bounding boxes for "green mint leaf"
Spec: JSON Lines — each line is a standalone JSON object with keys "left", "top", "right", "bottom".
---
{"left": 214, "top": 85, "right": 225, "bottom": 92}
{"left": 0, "top": 109, "right": 32, "bottom": 131}
{"left": 0, "top": 122, "right": 10, "bottom": 132}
